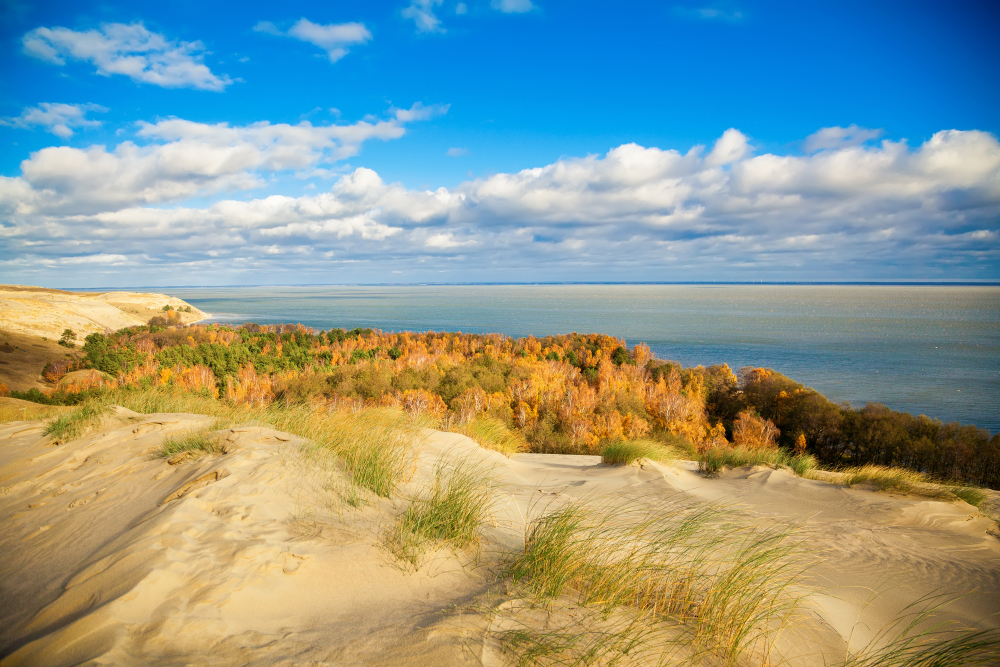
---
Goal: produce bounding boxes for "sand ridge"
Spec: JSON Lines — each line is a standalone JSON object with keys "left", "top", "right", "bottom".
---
{"left": 0, "top": 413, "right": 997, "bottom": 666}
{"left": 0, "top": 286, "right": 208, "bottom": 344}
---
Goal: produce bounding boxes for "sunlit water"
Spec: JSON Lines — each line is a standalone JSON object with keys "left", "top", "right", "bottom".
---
{"left": 164, "top": 285, "right": 1000, "bottom": 433}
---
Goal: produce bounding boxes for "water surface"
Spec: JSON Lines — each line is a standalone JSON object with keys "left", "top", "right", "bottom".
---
{"left": 166, "top": 285, "right": 1000, "bottom": 433}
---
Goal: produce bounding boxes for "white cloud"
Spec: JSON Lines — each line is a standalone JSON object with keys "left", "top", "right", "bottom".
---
{"left": 402, "top": 0, "right": 445, "bottom": 33}
{"left": 446, "top": 147, "right": 468, "bottom": 157}
{"left": 254, "top": 18, "right": 371, "bottom": 63}
{"left": 706, "top": 128, "right": 751, "bottom": 166}
{"left": 2, "top": 127, "right": 999, "bottom": 283}
{"left": 22, "top": 23, "right": 231, "bottom": 91}
{"left": 492, "top": 0, "right": 535, "bottom": 12}
{"left": 0, "top": 102, "right": 107, "bottom": 138}
{"left": 7, "top": 103, "right": 447, "bottom": 213}
{"left": 805, "top": 125, "right": 884, "bottom": 152}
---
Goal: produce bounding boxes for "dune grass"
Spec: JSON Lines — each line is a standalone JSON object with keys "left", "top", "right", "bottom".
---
{"left": 0, "top": 399, "right": 67, "bottom": 424}
{"left": 454, "top": 416, "right": 526, "bottom": 456}
{"left": 699, "top": 445, "right": 818, "bottom": 477}
{"left": 159, "top": 429, "right": 224, "bottom": 459}
{"left": 600, "top": 438, "right": 676, "bottom": 466}
{"left": 80, "top": 386, "right": 423, "bottom": 499}
{"left": 499, "top": 499, "right": 808, "bottom": 666}
{"left": 43, "top": 404, "right": 110, "bottom": 444}
{"left": 948, "top": 485, "right": 987, "bottom": 507}
{"left": 842, "top": 594, "right": 1000, "bottom": 667}
{"left": 385, "top": 457, "right": 496, "bottom": 567}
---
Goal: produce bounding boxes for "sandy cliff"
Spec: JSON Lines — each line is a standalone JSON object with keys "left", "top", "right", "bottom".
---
{"left": 0, "top": 286, "right": 207, "bottom": 345}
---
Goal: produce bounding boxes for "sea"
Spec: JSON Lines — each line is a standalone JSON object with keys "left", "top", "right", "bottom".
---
{"left": 162, "top": 285, "right": 1000, "bottom": 434}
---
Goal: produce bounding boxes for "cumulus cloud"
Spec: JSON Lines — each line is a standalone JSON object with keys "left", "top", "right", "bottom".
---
{"left": 492, "top": 0, "right": 535, "bottom": 12}
{"left": 253, "top": 18, "right": 371, "bottom": 62}
{"left": 7, "top": 103, "right": 447, "bottom": 213}
{"left": 22, "top": 23, "right": 231, "bottom": 91}
{"left": 2, "top": 128, "right": 998, "bottom": 283}
{"left": 804, "top": 124, "right": 884, "bottom": 152}
{"left": 0, "top": 102, "right": 107, "bottom": 138}
{"left": 402, "top": 0, "right": 445, "bottom": 33}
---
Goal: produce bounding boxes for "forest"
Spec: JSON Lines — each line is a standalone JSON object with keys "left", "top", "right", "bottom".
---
{"left": 14, "top": 321, "right": 1000, "bottom": 489}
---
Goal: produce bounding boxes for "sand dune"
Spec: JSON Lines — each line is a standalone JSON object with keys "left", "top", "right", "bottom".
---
{"left": 0, "top": 286, "right": 207, "bottom": 344}
{"left": 0, "top": 412, "right": 997, "bottom": 666}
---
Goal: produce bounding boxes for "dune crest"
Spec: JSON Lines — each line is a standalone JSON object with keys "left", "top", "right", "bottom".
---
{"left": 0, "top": 286, "right": 207, "bottom": 344}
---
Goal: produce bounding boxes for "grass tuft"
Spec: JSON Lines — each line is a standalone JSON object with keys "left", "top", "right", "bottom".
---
{"left": 43, "top": 404, "right": 109, "bottom": 443}
{"left": 699, "top": 445, "right": 817, "bottom": 477}
{"left": 500, "top": 499, "right": 807, "bottom": 666}
{"left": 454, "top": 416, "right": 526, "bottom": 456}
{"left": 600, "top": 438, "right": 675, "bottom": 466}
{"left": 386, "top": 457, "right": 495, "bottom": 567}
{"left": 949, "top": 485, "right": 987, "bottom": 507}
{"left": 159, "top": 430, "right": 224, "bottom": 458}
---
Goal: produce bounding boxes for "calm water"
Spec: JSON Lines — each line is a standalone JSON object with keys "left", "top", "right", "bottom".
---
{"left": 166, "top": 285, "right": 1000, "bottom": 433}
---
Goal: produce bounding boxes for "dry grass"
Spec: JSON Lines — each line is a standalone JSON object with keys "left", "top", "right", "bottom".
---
{"left": 454, "top": 416, "right": 527, "bottom": 456}
{"left": 82, "top": 387, "right": 424, "bottom": 499}
{"left": 159, "top": 429, "right": 225, "bottom": 459}
{"left": 498, "top": 499, "right": 808, "bottom": 666}
{"left": 43, "top": 403, "right": 110, "bottom": 444}
{"left": 600, "top": 438, "right": 676, "bottom": 466}
{"left": 699, "top": 445, "right": 818, "bottom": 477}
{"left": 0, "top": 398, "right": 68, "bottom": 424}
{"left": 385, "top": 457, "right": 496, "bottom": 568}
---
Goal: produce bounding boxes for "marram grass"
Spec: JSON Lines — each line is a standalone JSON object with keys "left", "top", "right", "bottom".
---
{"left": 385, "top": 457, "right": 495, "bottom": 567}
{"left": 699, "top": 445, "right": 818, "bottom": 477}
{"left": 500, "top": 498, "right": 809, "bottom": 666}
{"left": 600, "top": 438, "right": 676, "bottom": 466}
{"left": 159, "top": 430, "right": 224, "bottom": 458}
{"left": 43, "top": 404, "right": 110, "bottom": 444}
{"left": 454, "top": 416, "right": 526, "bottom": 456}
{"left": 78, "top": 386, "right": 423, "bottom": 499}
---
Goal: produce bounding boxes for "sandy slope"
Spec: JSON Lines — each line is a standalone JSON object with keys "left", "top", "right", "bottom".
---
{"left": 0, "top": 415, "right": 997, "bottom": 666}
{"left": 0, "top": 286, "right": 207, "bottom": 343}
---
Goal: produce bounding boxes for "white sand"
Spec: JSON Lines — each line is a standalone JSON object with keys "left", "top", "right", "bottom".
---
{"left": 1, "top": 416, "right": 997, "bottom": 666}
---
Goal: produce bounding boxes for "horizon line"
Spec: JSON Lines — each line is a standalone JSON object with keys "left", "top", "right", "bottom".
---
{"left": 60, "top": 280, "right": 1000, "bottom": 290}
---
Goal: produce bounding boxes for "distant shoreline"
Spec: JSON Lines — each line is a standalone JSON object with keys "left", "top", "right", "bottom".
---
{"left": 64, "top": 281, "right": 1000, "bottom": 290}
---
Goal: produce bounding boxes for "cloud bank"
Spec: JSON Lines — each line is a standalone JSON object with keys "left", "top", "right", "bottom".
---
{"left": 2, "top": 126, "right": 998, "bottom": 284}
{"left": 22, "top": 23, "right": 232, "bottom": 91}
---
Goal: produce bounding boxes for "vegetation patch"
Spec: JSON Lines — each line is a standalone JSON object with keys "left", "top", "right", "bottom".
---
{"left": 600, "top": 438, "right": 675, "bottom": 465}
{"left": 454, "top": 416, "right": 526, "bottom": 456}
{"left": 44, "top": 404, "right": 109, "bottom": 444}
{"left": 699, "top": 445, "right": 817, "bottom": 477}
{"left": 385, "top": 458, "right": 495, "bottom": 567}
{"left": 499, "top": 499, "right": 807, "bottom": 666}
{"left": 159, "top": 430, "right": 224, "bottom": 459}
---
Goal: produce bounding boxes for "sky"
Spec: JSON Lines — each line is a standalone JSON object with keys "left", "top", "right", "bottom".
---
{"left": 1, "top": 0, "right": 998, "bottom": 287}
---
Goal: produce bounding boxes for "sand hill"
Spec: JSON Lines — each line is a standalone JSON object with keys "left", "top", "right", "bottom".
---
{"left": 0, "top": 407, "right": 997, "bottom": 666}
{"left": 0, "top": 286, "right": 207, "bottom": 345}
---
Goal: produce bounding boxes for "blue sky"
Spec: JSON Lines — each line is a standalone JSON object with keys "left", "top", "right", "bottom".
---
{"left": 1, "top": 0, "right": 998, "bottom": 286}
